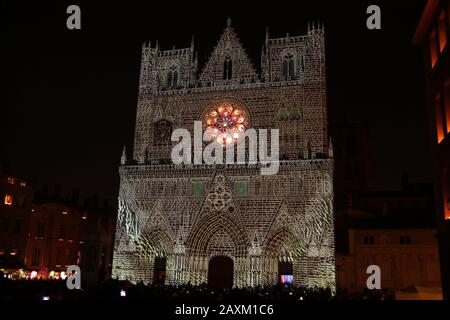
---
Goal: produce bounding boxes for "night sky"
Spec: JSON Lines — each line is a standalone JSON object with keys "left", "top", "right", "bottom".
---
{"left": 4, "top": 1, "right": 429, "bottom": 204}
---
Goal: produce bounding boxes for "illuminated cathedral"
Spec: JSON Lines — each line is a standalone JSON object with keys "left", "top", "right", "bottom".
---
{"left": 112, "top": 19, "right": 335, "bottom": 289}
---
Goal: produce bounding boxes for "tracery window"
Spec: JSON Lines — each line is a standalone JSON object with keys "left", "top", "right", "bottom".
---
{"left": 223, "top": 57, "right": 233, "bottom": 80}
{"left": 282, "top": 53, "right": 295, "bottom": 80}
{"left": 204, "top": 102, "right": 248, "bottom": 145}
{"left": 166, "top": 65, "right": 179, "bottom": 89}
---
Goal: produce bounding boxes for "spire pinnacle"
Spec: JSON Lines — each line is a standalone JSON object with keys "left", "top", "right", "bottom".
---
{"left": 227, "top": 17, "right": 232, "bottom": 27}
{"left": 121, "top": 146, "right": 127, "bottom": 165}
{"left": 328, "top": 138, "right": 334, "bottom": 159}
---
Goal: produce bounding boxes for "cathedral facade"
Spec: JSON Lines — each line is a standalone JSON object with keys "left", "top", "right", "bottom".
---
{"left": 112, "top": 19, "right": 335, "bottom": 289}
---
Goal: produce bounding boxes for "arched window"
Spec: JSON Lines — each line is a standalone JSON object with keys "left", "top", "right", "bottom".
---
{"left": 166, "top": 65, "right": 178, "bottom": 89}
{"left": 154, "top": 119, "right": 173, "bottom": 144}
{"left": 282, "top": 54, "right": 295, "bottom": 80}
{"left": 223, "top": 57, "right": 232, "bottom": 80}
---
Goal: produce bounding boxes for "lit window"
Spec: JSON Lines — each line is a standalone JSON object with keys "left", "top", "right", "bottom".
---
{"left": 435, "top": 94, "right": 445, "bottom": 143}
{"left": 430, "top": 29, "right": 438, "bottom": 68}
{"left": 438, "top": 11, "right": 447, "bottom": 53}
{"left": 4, "top": 194, "right": 13, "bottom": 206}
{"left": 443, "top": 168, "right": 450, "bottom": 220}
{"left": 7, "top": 177, "right": 15, "bottom": 185}
{"left": 20, "top": 182, "right": 26, "bottom": 187}
{"left": 445, "top": 79, "right": 450, "bottom": 134}
{"left": 62, "top": 210, "right": 68, "bottom": 215}
{"left": 204, "top": 102, "right": 248, "bottom": 145}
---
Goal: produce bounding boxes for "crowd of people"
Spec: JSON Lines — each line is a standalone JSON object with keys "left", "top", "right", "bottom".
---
{"left": 0, "top": 277, "right": 394, "bottom": 301}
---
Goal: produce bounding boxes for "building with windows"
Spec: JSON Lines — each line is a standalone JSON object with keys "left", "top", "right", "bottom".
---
{"left": 336, "top": 227, "right": 441, "bottom": 296}
{"left": 0, "top": 172, "right": 33, "bottom": 273}
{"left": 25, "top": 193, "right": 116, "bottom": 286}
{"left": 413, "top": 0, "right": 450, "bottom": 299}
{"left": 112, "top": 19, "right": 335, "bottom": 289}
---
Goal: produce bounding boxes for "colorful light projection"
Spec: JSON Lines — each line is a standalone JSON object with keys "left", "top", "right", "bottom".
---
{"left": 204, "top": 103, "right": 248, "bottom": 145}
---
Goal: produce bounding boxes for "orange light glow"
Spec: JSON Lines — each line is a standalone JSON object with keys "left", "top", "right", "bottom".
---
{"left": 435, "top": 95, "right": 445, "bottom": 143}
{"left": 4, "top": 194, "right": 13, "bottom": 206}
{"left": 430, "top": 30, "right": 438, "bottom": 68}
{"left": 438, "top": 11, "right": 447, "bottom": 53}
{"left": 445, "top": 80, "right": 450, "bottom": 133}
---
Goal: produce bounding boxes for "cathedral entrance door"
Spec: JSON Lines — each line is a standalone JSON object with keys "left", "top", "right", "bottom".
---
{"left": 278, "top": 261, "right": 293, "bottom": 284}
{"left": 208, "top": 256, "right": 234, "bottom": 289}
{"left": 153, "top": 257, "right": 167, "bottom": 285}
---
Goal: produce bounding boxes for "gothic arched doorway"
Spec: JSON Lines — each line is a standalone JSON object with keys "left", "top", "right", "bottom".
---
{"left": 153, "top": 256, "right": 167, "bottom": 285}
{"left": 278, "top": 260, "right": 293, "bottom": 284}
{"left": 208, "top": 256, "right": 234, "bottom": 289}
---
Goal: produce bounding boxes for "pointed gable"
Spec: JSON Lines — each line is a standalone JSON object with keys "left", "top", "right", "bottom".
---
{"left": 199, "top": 19, "right": 258, "bottom": 86}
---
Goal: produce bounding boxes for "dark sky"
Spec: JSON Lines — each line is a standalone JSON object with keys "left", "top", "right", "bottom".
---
{"left": 4, "top": 1, "right": 430, "bottom": 204}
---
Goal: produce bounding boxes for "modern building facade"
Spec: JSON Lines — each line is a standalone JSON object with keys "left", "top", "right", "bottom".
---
{"left": 413, "top": 0, "right": 450, "bottom": 299}
{"left": 112, "top": 20, "right": 335, "bottom": 289}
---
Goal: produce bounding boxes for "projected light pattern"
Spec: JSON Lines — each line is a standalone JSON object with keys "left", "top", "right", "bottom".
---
{"left": 205, "top": 103, "right": 248, "bottom": 145}
{"left": 112, "top": 21, "right": 335, "bottom": 291}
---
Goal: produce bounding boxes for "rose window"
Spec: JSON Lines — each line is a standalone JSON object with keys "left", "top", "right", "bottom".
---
{"left": 204, "top": 103, "right": 248, "bottom": 145}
